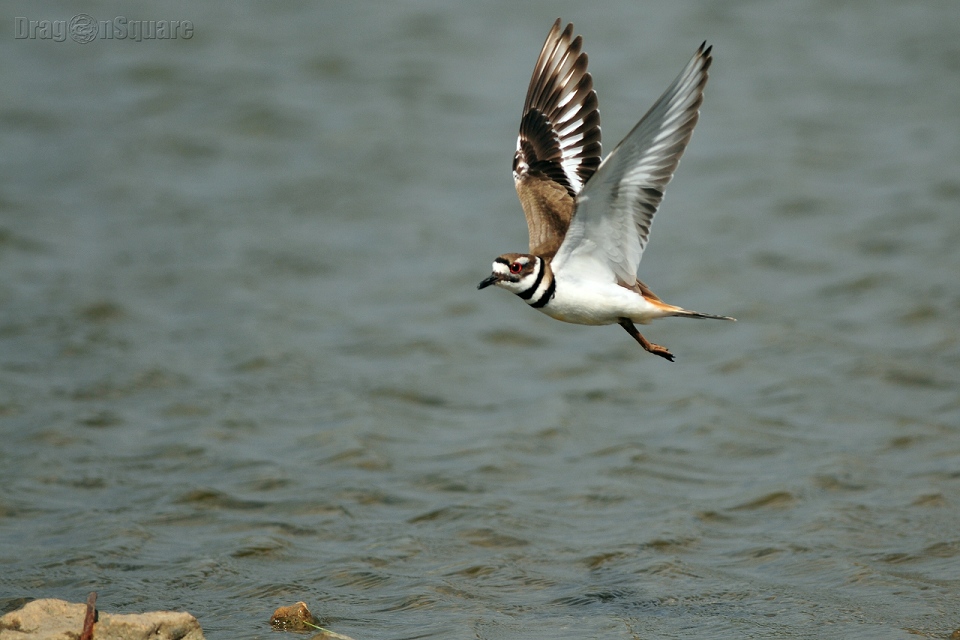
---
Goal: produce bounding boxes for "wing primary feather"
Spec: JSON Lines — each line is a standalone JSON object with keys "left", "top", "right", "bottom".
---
{"left": 514, "top": 21, "right": 603, "bottom": 258}
{"left": 552, "top": 42, "right": 713, "bottom": 286}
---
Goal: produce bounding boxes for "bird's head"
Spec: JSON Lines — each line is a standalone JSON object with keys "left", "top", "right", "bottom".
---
{"left": 477, "top": 253, "right": 541, "bottom": 294}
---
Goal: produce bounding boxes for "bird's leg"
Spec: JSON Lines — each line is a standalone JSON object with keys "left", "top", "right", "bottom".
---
{"left": 618, "top": 318, "right": 675, "bottom": 362}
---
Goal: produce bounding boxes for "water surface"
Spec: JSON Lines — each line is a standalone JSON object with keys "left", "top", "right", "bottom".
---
{"left": 2, "top": 1, "right": 960, "bottom": 638}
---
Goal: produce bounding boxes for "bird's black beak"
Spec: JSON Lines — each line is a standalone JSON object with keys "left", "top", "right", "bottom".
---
{"left": 477, "top": 274, "right": 498, "bottom": 290}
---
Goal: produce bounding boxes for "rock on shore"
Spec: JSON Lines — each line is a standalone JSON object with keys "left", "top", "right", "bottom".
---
{"left": 0, "top": 599, "right": 204, "bottom": 640}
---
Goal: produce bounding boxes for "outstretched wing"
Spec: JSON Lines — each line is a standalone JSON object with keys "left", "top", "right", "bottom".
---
{"left": 514, "top": 19, "right": 602, "bottom": 258}
{"left": 552, "top": 42, "right": 712, "bottom": 285}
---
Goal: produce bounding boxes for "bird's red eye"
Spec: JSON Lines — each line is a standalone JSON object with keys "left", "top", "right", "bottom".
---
{"left": 509, "top": 262, "right": 523, "bottom": 274}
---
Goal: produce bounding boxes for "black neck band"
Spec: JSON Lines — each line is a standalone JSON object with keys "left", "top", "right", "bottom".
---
{"left": 530, "top": 276, "right": 555, "bottom": 308}
{"left": 517, "top": 260, "right": 544, "bottom": 300}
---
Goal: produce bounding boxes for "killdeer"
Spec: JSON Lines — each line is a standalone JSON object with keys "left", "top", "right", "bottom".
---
{"left": 478, "top": 19, "right": 734, "bottom": 362}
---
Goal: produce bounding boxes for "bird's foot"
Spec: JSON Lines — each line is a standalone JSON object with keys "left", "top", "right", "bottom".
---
{"left": 645, "top": 343, "right": 675, "bottom": 362}
{"left": 618, "top": 318, "right": 675, "bottom": 363}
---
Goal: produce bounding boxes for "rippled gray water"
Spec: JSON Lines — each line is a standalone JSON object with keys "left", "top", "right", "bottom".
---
{"left": 2, "top": 1, "right": 960, "bottom": 638}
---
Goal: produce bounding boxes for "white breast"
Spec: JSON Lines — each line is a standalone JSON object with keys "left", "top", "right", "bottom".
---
{"left": 535, "top": 274, "right": 665, "bottom": 326}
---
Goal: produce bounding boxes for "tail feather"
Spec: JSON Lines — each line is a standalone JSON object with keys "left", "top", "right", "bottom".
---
{"left": 672, "top": 308, "right": 736, "bottom": 321}
{"left": 647, "top": 298, "right": 736, "bottom": 321}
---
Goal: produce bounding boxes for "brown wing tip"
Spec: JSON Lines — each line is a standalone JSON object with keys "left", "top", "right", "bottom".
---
{"left": 516, "top": 19, "right": 603, "bottom": 195}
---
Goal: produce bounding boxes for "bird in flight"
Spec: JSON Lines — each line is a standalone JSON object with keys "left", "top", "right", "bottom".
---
{"left": 478, "top": 19, "right": 734, "bottom": 361}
